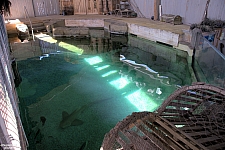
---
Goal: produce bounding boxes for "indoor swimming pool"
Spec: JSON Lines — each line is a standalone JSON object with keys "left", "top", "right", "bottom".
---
{"left": 16, "top": 34, "right": 192, "bottom": 150}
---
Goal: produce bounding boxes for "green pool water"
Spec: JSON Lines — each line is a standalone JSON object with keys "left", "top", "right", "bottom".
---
{"left": 17, "top": 35, "right": 192, "bottom": 150}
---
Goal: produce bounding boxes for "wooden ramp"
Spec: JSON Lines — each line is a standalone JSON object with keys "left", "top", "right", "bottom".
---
{"left": 101, "top": 83, "right": 225, "bottom": 150}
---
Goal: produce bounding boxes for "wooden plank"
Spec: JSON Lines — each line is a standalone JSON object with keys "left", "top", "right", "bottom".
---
{"left": 160, "top": 113, "right": 182, "bottom": 116}
{"left": 170, "top": 121, "right": 194, "bottom": 125}
{"left": 142, "top": 120, "right": 185, "bottom": 150}
{"left": 137, "top": 123, "right": 176, "bottom": 150}
{"left": 197, "top": 135, "right": 222, "bottom": 144}
{"left": 123, "top": 129, "right": 159, "bottom": 150}
{"left": 163, "top": 109, "right": 190, "bottom": 114}
{"left": 179, "top": 94, "right": 204, "bottom": 101}
{"left": 155, "top": 116, "right": 208, "bottom": 150}
{"left": 165, "top": 117, "right": 187, "bottom": 122}
{"left": 186, "top": 130, "right": 211, "bottom": 137}
{"left": 180, "top": 125, "right": 205, "bottom": 131}
{"left": 169, "top": 101, "right": 197, "bottom": 108}
{"left": 207, "top": 142, "right": 225, "bottom": 150}
{"left": 176, "top": 96, "right": 202, "bottom": 104}
{"left": 116, "top": 136, "right": 133, "bottom": 150}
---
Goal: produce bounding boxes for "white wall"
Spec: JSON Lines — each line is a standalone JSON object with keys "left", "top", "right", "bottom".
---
{"left": 132, "top": 0, "right": 225, "bottom": 25}
{"left": 5, "top": 0, "right": 225, "bottom": 25}
{"left": 5, "top": 0, "right": 59, "bottom": 19}
{"left": 6, "top": 0, "right": 35, "bottom": 19}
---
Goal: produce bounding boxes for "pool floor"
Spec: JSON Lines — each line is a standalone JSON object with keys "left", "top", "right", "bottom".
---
{"left": 16, "top": 35, "right": 192, "bottom": 149}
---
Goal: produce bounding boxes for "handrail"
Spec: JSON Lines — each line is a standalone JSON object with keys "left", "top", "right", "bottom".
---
{"left": 130, "top": 0, "right": 145, "bottom": 18}
{"left": 24, "top": 6, "right": 35, "bottom": 41}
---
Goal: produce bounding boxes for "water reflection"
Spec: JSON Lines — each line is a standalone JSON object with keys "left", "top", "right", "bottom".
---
{"left": 16, "top": 33, "right": 192, "bottom": 150}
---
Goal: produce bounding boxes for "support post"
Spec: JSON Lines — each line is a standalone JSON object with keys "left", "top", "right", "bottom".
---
{"left": 154, "top": 0, "right": 161, "bottom": 21}
{"left": 85, "top": 0, "right": 87, "bottom": 15}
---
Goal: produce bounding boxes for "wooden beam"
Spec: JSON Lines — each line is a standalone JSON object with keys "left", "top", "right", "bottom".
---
{"left": 154, "top": 0, "right": 161, "bottom": 21}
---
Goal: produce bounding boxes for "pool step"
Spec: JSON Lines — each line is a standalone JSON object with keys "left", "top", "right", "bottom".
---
{"left": 21, "top": 20, "right": 48, "bottom": 32}
{"left": 28, "top": 22, "right": 46, "bottom": 32}
{"left": 174, "top": 41, "right": 193, "bottom": 56}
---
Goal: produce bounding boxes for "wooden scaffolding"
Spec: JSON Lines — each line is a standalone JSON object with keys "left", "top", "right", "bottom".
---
{"left": 101, "top": 82, "right": 225, "bottom": 150}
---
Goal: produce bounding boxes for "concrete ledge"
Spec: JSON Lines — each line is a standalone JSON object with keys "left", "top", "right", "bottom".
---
{"left": 128, "top": 23, "right": 179, "bottom": 47}
{"left": 65, "top": 19, "right": 104, "bottom": 27}
{"left": 45, "top": 19, "right": 65, "bottom": 33}
{"left": 64, "top": 18, "right": 190, "bottom": 51}
{"left": 64, "top": 19, "right": 182, "bottom": 47}
{"left": 128, "top": 35, "right": 186, "bottom": 63}
{"left": 174, "top": 41, "right": 193, "bottom": 56}
{"left": 89, "top": 29, "right": 105, "bottom": 38}
{"left": 53, "top": 27, "right": 89, "bottom": 37}
{"left": 104, "top": 19, "right": 128, "bottom": 34}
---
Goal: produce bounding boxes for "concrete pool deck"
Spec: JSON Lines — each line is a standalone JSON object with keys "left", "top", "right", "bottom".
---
{"left": 6, "top": 14, "right": 193, "bottom": 56}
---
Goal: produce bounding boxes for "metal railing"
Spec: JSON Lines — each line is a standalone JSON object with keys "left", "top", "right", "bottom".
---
{"left": 193, "top": 36, "right": 225, "bottom": 88}
{"left": 0, "top": 15, "right": 29, "bottom": 149}
{"left": 130, "top": 0, "right": 145, "bottom": 18}
{"left": 24, "top": 6, "right": 35, "bottom": 41}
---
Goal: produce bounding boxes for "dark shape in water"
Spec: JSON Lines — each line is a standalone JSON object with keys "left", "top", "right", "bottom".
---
{"left": 11, "top": 58, "right": 22, "bottom": 87}
{"left": 40, "top": 116, "right": 46, "bottom": 126}
{"left": 60, "top": 97, "right": 113, "bottom": 129}
{"left": 79, "top": 141, "right": 88, "bottom": 150}
{"left": 34, "top": 128, "right": 40, "bottom": 140}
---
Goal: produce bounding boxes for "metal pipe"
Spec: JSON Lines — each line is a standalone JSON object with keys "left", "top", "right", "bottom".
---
{"left": 31, "top": 0, "right": 36, "bottom": 17}
{"left": 159, "top": 4, "right": 162, "bottom": 21}
{"left": 24, "top": 6, "right": 35, "bottom": 41}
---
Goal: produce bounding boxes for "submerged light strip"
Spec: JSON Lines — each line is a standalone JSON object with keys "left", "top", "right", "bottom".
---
{"left": 109, "top": 77, "right": 130, "bottom": 89}
{"left": 35, "top": 33, "right": 84, "bottom": 55}
{"left": 102, "top": 70, "right": 117, "bottom": 77}
{"left": 58, "top": 41, "right": 84, "bottom": 55}
{"left": 126, "top": 90, "right": 158, "bottom": 111}
{"left": 85, "top": 56, "right": 103, "bottom": 65}
{"left": 95, "top": 65, "right": 110, "bottom": 71}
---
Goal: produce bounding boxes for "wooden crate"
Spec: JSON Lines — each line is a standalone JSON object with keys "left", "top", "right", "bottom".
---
{"left": 161, "top": 14, "right": 182, "bottom": 25}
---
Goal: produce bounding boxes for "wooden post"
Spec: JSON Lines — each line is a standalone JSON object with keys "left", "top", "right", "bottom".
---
{"left": 85, "top": 0, "right": 87, "bottom": 15}
{"left": 154, "top": 0, "right": 161, "bottom": 21}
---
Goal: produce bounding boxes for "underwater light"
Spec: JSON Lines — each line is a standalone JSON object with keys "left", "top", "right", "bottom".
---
{"left": 109, "top": 77, "right": 130, "bottom": 89}
{"left": 126, "top": 90, "right": 158, "bottom": 111}
{"left": 85, "top": 56, "right": 103, "bottom": 65}
{"left": 35, "top": 34, "right": 84, "bottom": 55}
{"left": 58, "top": 42, "right": 84, "bottom": 55}
{"left": 101, "top": 70, "right": 117, "bottom": 77}
{"left": 96, "top": 65, "right": 110, "bottom": 71}
{"left": 35, "top": 33, "right": 57, "bottom": 43}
